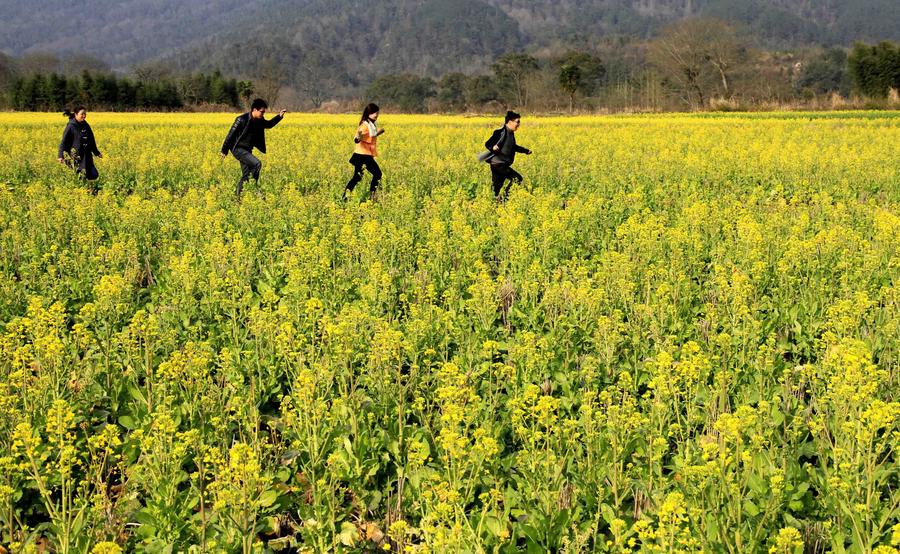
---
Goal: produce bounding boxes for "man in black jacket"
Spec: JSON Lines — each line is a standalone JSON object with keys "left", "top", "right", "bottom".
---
{"left": 484, "top": 110, "right": 532, "bottom": 200}
{"left": 220, "top": 98, "right": 286, "bottom": 196}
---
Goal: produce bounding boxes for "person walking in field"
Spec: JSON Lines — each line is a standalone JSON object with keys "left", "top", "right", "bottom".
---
{"left": 220, "top": 98, "right": 286, "bottom": 196}
{"left": 342, "top": 103, "right": 385, "bottom": 201}
{"left": 58, "top": 106, "right": 102, "bottom": 182}
{"left": 483, "top": 110, "right": 532, "bottom": 200}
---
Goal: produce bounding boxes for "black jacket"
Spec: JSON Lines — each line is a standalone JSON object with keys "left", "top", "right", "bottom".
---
{"left": 58, "top": 118, "right": 100, "bottom": 160}
{"left": 485, "top": 127, "right": 529, "bottom": 165}
{"left": 221, "top": 112, "right": 283, "bottom": 155}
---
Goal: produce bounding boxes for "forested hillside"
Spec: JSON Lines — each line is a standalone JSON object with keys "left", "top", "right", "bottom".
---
{"left": 2, "top": 0, "right": 897, "bottom": 72}
{"left": 1, "top": 0, "right": 898, "bottom": 110}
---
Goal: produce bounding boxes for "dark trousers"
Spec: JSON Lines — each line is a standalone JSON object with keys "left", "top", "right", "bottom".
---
{"left": 66, "top": 152, "right": 99, "bottom": 181}
{"left": 345, "top": 155, "right": 382, "bottom": 196}
{"left": 490, "top": 163, "right": 522, "bottom": 198}
{"left": 233, "top": 147, "right": 261, "bottom": 195}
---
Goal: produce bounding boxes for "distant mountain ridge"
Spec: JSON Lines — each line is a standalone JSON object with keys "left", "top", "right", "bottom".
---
{"left": 2, "top": 0, "right": 897, "bottom": 77}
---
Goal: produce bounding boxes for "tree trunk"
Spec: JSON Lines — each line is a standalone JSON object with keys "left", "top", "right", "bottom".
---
{"left": 717, "top": 64, "right": 730, "bottom": 97}
{"left": 691, "top": 79, "right": 705, "bottom": 108}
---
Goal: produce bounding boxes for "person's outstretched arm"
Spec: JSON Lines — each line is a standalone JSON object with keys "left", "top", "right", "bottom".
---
{"left": 264, "top": 109, "right": 287, "bottom": 129}
{"left": 515, "top": 144, "right": 532, "bottom": 154}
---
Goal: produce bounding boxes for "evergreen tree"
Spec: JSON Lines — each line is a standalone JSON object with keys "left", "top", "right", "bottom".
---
{"left": 46, "top": 73, "right": 68, "bottom": 110}
{"left": 559, "top": 63, "right": 582, "bottom": 112}
{"left": 437, "top": 73, "right": 469, "bottom": 111}
{"left": 367, "top": 74, "right": 436, "bottom": 113}
{"left": 796, "top": 47, "right": 850, "bottom": 97}
{"left": 848, "top": 41, "right": 900, "bottom": 98}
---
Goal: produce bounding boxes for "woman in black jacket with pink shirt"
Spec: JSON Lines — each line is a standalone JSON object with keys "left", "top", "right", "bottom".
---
{"left": 484, "top": 110, "right": 532, "bottom": 199}
{"left": 57, "top": 106, "right": 102, "bottom": 181}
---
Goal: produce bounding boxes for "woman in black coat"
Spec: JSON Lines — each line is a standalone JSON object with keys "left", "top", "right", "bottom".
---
{"left": 57, "top": 106, "right": 102, "bottom": 181}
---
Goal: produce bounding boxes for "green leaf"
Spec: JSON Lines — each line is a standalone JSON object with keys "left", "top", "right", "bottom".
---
{"left": 339, "top": 521, "right": 357, "bottom": 546}
{"left": 132, "top": 508, "right": 157, "bottom": 526}
{"left": 747, "top": 473, "right": 767, "bottom": 495}
{"left": 259, "top": 516, "right": 280, "bottom": 534}
{"left": 743, "top": 499, "right": 760, "bottom": 517}
{"left": 128, "top": 384, "right": 146, "bottom": 402}
{"left": 118, "top": 414, "right": 137, "bottom": 429}
{"left": 600, "top": 503, "right": 616, "bottom": 525}
{"left": 829, "top": 526, "right": 846, "bottom": 554}
{"left": 706, "top": 518, "right": 719, "bottom": 543}
{"left": 772, "top": 407, "right": 785, "bottom": 426}
{"left": 484, "top": 515, "right": 504, "bottom": 537}
{"left": 367, "top": 490, "right": 383, "bottom": 511}
{"left": 521, "top": 524, "right": 542, "bottom": 544}
{"left": 258, "top": 489, "right": 279, "bottom": 507}
{"left": 552, "top": 509, "right": 570, "bottom": 534}
{"left": 268, "top": 536, "right": 298, "bottom": 551}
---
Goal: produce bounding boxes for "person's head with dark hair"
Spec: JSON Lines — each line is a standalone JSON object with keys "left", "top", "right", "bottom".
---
{"left": 360, "top": 103, "right": 380, "bottom": 124}
{"left": 64, "top": 106, "right": 87, "bottom": 122}
{"left": 504, "top": 110, "right": 521, "bottom": 131}
{"left": 250, "top": 98, "right": 268, "bottom": 118}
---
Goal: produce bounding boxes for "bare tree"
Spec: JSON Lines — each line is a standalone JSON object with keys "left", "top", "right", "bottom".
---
{"left": 61, "top": 54, "right": 110, "bottom": 75}
{"left": 132, "top": 61, "right": 171, "bottom": 83}
{"left": 648, "top": 18, "right": 749, "bottom": 108}
{"left": 648, "top": 20, "right": 710, "bottom": 107}
{"left": 492, "top": 52, "right": 540, "bottom": 108}
{"left": 252, "top": 59, "right": 284, "bottom": 106}
{"left": 700, "top": 19, "right": 748, "bottom": 98}
{"left": 295, "top": 47, "right": 349, "bottom": 108}
{"left": 17, "top": 52, "right": 61, "bottom": 75}
{"left": 0, "top": 53, "right": 18, "bottom": 92}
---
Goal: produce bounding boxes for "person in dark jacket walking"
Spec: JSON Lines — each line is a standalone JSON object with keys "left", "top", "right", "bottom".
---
{"left": 220, "top": 98, "right": 286, "bottom": 196}
{"left": 342, "top": 103, "right": 385, "bottom": 201}
{"left": 58, "top": 106, "right": 102, "bottom": 181}
{"left": 484, "top": 110, "right": 532, "bottom": 200}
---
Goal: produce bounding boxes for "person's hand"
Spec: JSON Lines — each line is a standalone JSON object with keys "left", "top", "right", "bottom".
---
{"left": 492, "top": 145, "right": 500, "bottom": 152}
{"left": 220, "top": 152, "right": 227, "bottom": 160}
{"left": 97, "top": 152, "right": 103, "bottom": 159}
{"left": 526, "top": 149, "right": 532, "bottom": 155}
{"left": 278, "top": 109, "right": 287, "bottom": 117}
{"left": 57, "top": 157, "right": 65, "bottom": 164}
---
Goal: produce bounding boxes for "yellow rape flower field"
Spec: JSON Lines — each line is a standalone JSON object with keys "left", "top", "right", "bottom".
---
{"left": 1, "top": 111, "right": 900, "bottom": 553}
